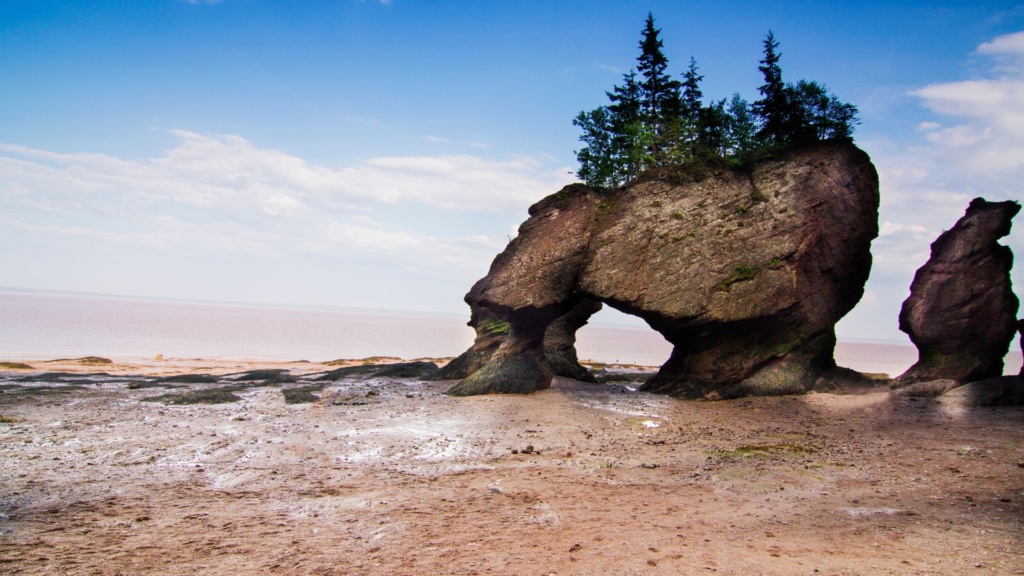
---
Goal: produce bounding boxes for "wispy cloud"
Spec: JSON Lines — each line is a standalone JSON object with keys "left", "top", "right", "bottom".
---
{"left": 903, "top": 30, "right": 1024, "bottom": 201}
{"left": 0, "top": 131, "right": 572, "bottom": 270}
{"left": 0, "top": 130, "right": 571, "bottom": 213}
{"left": 594, "top": 63, "right": 624, "bottom": 74}
{"left": 840, "top": 31, "right": 1024, "bottom": 339}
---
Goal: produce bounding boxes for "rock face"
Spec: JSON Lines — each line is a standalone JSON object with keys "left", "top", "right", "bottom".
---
{"left": 435, "top": 299, "right": 601, "bottom": 383}
{"left": 937, "top": 376, "right": 1024, "bottom": 407}
{"left": 896, "top": 199, "right": 1020, "bottom": 385}
{"left": 1019, "top": 319, "right": 1024, "bottom": 377}
{"left": 446, "top": 141, "right": 879, "bottom": 398}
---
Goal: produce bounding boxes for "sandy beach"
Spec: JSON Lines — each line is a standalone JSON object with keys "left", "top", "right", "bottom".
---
{"left": 0, "top": 357, "right": 1022, "bottom": 575}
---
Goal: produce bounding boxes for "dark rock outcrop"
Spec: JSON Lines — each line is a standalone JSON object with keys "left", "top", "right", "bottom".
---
{"left": 433, "top": 307, "right": 508, "bottom": 381}
{"left": 937, "top": 376, "right": 1024, "bottom": 407}
{"left": 539, "top": 298, "right": 603, "bottom": 382}
{"left": 896, "top": 199, "right": 1020, "bottom": 385}
{"left": 436, "top": 299, "right": 601, "bottom": 383}
{"left": 1019, "top": 319, "right": 1023, "bottom": 377}
{"left": 447, "top": 141, "right": 879, "bottom": 398}
{"left": 310, "top": 361, "right": 438, "bottom": 381}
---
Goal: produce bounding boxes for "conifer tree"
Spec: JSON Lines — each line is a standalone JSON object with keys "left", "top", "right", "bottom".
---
{"left": 573, "top": 106, "right": 620, "bottom": 188}
{"left": 573, "top": 19, "right": 859, "bottom": 187}
{"left": 753, "top": 31, "right": 791, "bottom": 147}
{"left": 825, "top": 95, "right": 859, "bottom": 139}
{"left": 607, "top": 70, "right": 648, "bottom": 178}
{"left": 680, "top": 57, "right": 704, "bottom": 122}
{"left": 696, "top": 99, "right": 730, "bottom": 158}
{"left": 673, "top": 57, "right": 705, "bottom": 154}
{"left": 635, "top": 13, "right": 681, "bottom": 161}
{"left": 725, "top": 94, "right": 757, "bottom": 158}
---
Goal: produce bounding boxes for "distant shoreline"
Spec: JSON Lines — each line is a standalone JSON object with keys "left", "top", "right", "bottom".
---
{"left": 1, "top": 287, "right": 1021, "bottom": 376}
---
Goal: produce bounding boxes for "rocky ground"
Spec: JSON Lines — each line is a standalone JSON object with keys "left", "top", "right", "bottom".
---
{"left": 1, "top": 358, "right": 1023, "bottom": 575}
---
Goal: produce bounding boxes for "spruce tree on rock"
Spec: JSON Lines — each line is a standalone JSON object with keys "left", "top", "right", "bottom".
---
{"left": 753, "top": 31, "right": 792, "bottom": 147}
{"left": 572, "top": 18, "right": 860, "bottom": 187}
{"left": 573, "top": 106, "right": 620, "bottom": 188}
{"left": 607, "top": 70, "right": 648, "bottom": 179}
{"left": 679, "top": 56, "right": 704, "bottom": 153}
{"left": 636, "top": 13, "right": 681, "bottom": 161}
{"left": 681, "top": 57, "right": 704, "bottom": 123}
{"left": 725, "top": 94, "right": 757, "bottom": 159}
{"left": 697, "top": 98, "right": 730, "bottom": 158}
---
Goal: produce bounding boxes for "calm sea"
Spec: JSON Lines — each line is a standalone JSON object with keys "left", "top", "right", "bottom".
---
{"left": 1, "top": 289, "right": 1020, "bottom": 377}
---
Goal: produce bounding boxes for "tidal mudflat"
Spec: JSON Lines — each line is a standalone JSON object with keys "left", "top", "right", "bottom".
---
{"left": 1, "top": 358, "right": 1022, "bottom": 575}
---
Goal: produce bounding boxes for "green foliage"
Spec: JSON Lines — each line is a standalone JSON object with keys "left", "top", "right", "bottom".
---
{"left": 479, "top": 317, "right": 512, "bottom": 335}
{"left": 753, "top": 33, "right": 859, "bottom": 148}
{"left": 753, "top": 30, "right": 789, "bottom": 147}
{"left": 574, "top": 107, "right": 622, "bottom": 188}
{"left": 734, "top": 264, "right": 758, "bottom": 277}
{"left": 636, "top": 11, "right": 683, "bottom": 153}
{"left": 717, "top": 264, "right": 759, "bottom": 291}
{"left": 573, "top": 19, "right": 859, "bottom": 187}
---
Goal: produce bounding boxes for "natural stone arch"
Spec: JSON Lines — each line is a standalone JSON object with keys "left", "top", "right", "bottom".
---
{"left": 572, "top": 305, "right": 673, "bottom": 369}
{"left": 444, "top": 141, "right": 880, "bottom": 399}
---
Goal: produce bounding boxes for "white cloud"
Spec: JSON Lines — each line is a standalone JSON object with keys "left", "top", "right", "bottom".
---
{"left": 0, "top": 131, "right": 572, "bottom": 271}
{"left": 912, "top": 31, "right": 1024, "bottom": 186}
{"left": 878, "top": 221, "right": 927, "bottom": 238}
{"left": 0, "top": 130, "right": 572, "bottom": 213}
{"left": 977, "top": 30, "right": 1024, "bottom": 70}
{"left": 345, "top": 154, "right": 572, "bottom": 210}
{"left": 978, "top": 30, "right": 1024, "bottom": 55}
{"left": 841, "top": 30, "right": 1024, "bottom": 341}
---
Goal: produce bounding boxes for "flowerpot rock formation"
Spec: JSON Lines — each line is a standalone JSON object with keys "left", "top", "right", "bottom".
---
{"left": 446, "top": 141, "right": 880, "bottom": 399}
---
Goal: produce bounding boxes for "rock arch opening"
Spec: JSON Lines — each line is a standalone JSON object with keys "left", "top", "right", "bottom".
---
{"left": 440, "top": 142, "right": 881, "bottom": 399}
{"left": 574, "top": 306, "right": 671, "bottom": 369}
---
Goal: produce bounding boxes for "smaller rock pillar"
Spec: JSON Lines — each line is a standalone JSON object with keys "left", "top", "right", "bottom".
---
{"left": 896, "top": 198, "right": 1020, "bottom": 384}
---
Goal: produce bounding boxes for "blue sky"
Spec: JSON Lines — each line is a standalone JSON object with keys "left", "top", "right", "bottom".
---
{"left": 1, "top": 0, "right": 1023, "bottom": 345}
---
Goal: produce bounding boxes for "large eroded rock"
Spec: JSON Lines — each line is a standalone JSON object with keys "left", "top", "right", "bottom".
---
{"left": 436, "top": 298, "right": 601, "bottom": 384}
{"left": 896, "top": 198, "right": 1020, "bottom": 385}
{"left": 447, "top": 141, "right": 879, "bottom": 398}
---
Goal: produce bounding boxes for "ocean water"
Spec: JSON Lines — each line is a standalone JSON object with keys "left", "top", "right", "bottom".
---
{"left": 1, "top": 289, "right": 1020, "bottom": 377}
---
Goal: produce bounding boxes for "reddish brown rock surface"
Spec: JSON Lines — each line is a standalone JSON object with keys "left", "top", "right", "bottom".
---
{"left": 447, "top": 141, "right": 879, "bottom": 398}
{"left": 896, "top": 199, "right": 1021, "bottom": 385}
{"left": 435, "top": 299, "right": 601, "bottom": 383}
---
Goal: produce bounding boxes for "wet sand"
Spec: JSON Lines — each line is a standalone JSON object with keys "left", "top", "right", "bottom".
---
{"left": 1, "top": 357, "right": 1023, "bottom": 575}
